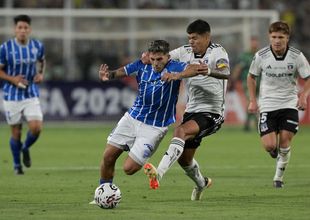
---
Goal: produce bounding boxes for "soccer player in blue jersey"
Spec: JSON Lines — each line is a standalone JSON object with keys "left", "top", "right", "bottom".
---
{"left": 90, "top": 40, "right": 208, "bottom": 204}
{"left": 0, "top": 15, "right": 45, "bottom": 175}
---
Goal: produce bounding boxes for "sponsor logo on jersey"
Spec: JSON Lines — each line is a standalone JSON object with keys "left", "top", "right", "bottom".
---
{"left": 266, "top": 72, "right": 293, "bottom": 77}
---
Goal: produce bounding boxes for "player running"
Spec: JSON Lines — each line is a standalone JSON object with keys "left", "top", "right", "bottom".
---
{"left": 247, "top": 21, "right": 310, "bottom": 188}
{"left": 0, "top": 15, "right": 45, "bottom": 175}
{"left": 144, "top": 19, "right": 230, "bottom": 201}
{"left": 90, "top": 40, "right": 209, "bottom": 204}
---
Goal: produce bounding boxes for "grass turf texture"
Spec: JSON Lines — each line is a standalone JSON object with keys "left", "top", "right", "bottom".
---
{"left": 0, "top": 124, "right": 309, "bottom": 220}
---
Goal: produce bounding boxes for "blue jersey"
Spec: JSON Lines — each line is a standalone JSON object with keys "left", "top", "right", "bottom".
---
{"left": 0, "top": 38, "right": 45, "bottom": 101}
{"left": 124, "top": 59, "right": 187, "bottom": 127}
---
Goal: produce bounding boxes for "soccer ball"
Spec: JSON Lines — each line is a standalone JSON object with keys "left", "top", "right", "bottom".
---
{"left": 94, "top": 183, "right": 122, "bottom": 209}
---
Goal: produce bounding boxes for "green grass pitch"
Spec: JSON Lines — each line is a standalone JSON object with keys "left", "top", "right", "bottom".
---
{"left": 0, "top": 123, "right": 309, "bottom": 220}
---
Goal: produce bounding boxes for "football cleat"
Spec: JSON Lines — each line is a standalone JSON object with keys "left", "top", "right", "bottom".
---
{"left": 143, "top": 163, "right": 159, "bottom": 189}
{"left": 191, "top": 177, "right": 212, "bottom": 201}
{"left": 273, "top": 180, "right": 284, "bottom": 188}
{"left": 22, "top": 149, "right": 31, "bottom": 168}
{"left": 269, "top": 147, "right": 278, "bottom": 159}
{"left": 14, "top": 166, "right": 24, "bottom": 175}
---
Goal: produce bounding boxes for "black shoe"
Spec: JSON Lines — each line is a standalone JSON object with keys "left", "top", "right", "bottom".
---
{"left": 14, "top": 166, "right": 24, "bottom": 175}
{"left": 273, "top": 180, "right": 284, "bottom": 188}
{"left": 269, "top": 148, "right": 278, "bottom": 158}
{"left": 22, "top": 149, "right": 31, "bottom": 168}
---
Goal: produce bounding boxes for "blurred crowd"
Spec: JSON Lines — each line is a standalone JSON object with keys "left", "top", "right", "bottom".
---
{"left": 0, "top": 0, "right": 309, "bottom": 82}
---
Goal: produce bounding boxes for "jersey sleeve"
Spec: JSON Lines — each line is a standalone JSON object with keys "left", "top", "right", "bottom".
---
{"left": 0, "top": 44, "right": 6, "bottom": 65}
{"left": 169, "top": 47, "right": 182, "bottom": 61}
{"left": 124, "top": 59, "right": 144, "bottom": 76}
{"left": 174, "top": 61, "right": 187, "bottom": 72}
{"left": 212, "top": 47, "right": 230, "bottom": 76}
{"left": 296, "top": 52, "right": 310, "bottom": 79}
{"left": 248, "top": 52, "right": 262, "bottom": 76}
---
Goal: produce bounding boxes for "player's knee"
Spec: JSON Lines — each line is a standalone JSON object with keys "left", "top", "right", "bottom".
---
{"left": 123, "top": 160, "right": 140, "bottom": 175}
{"left": 263, "top": 143, "right": 276, "bottom": 152}
{"left": 12, "top": 130, "right": 22, "bottom": 140}
{"left": 123, "top": 165, "right": 137, "bottom": 175}
{"left": 29, "top": 127, "right": 42, "bottom": 136}
{"left": 173, "top": 127, "right": 186, "bottom": 139}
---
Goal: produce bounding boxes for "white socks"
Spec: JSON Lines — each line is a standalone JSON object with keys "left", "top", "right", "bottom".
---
{"left": 182, "top": 159, "right": 205, "bottom": 189}
{"left": 157, "top": 137, "right": 185, "bottom": 180}
{"left": 274, "top": 146, "right": 291, "bottom": 182}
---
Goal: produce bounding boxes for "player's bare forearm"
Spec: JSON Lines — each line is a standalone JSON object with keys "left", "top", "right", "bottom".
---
{"left": 247, "top": 73, "right": 257, "bottom": 102}
{"left": 99, "top": 64, "right": 126, "bottom": 81}
{"left": 108, "top": 67, "right": 126, "bottom": 80}
{"left": 0, "top": 68, "right": 28, "bottom": 88}
{"left": 209, "top": 71, "right": 229, "bottom": 79}
{"left": 297, "top": 77, "right": 310, "bottom": 110}
{"left": 37, "top": 58, "right": 46, "bottom": 75}
{"left": 177, "top": 64, "right": 209, "bottom": 79}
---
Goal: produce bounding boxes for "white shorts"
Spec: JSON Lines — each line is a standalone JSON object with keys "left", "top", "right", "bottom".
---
{"left": 3, "top": 97, "right": 43, "bottom": 125}
{"left": 108, "top": 112, "right": 168, "bottom": 165}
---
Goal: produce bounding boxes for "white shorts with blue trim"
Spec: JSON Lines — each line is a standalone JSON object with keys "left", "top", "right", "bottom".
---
{"left": 107, "top": 112, "right": 168, "bottom": 166}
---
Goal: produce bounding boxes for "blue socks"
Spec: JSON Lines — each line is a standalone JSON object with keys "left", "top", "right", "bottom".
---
{"left": 10, "top": 131, "right": 39, "bottom": 169}
{"left": 10, "top": 137, "right": 22, "bottom": 168}
{"left": 23, "top": 131, "right": 39, "bottom": 151}
{"left": 100, "top": 179, "right": 113, "bottom": 185}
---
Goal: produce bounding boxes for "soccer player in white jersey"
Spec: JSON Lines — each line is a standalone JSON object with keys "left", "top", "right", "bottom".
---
{"left": 0, "top": 15, "right": 45, "bottom": 175}
{"left": 247, "top": 21, "right": 310, "bottom": 188}
{"left": 144, "top": 19, "right": 230, "bottom": 201}
{"left": 89, "top": 40, "right": 209, "bottom": 204}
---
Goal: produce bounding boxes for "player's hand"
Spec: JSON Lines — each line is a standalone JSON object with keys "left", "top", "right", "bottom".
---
{"left": 141, "top": 52, "right": 150, "bottom": 64}
{"left": 161, "top": 72, "right": 179, "bottom": 82}
{"left": 196, "top": 61, "right": 210, "bottom": 76}
{"left": 248, "top": 101, "right": 258, "bottom": 114}
{"left": 13, "top": 75, "right": 28, "bottom": 89}
{"left": 297, "top": 93, "right": 307, "bottom": 111}
{"left": 99, "top": 64, "right": 110, "bottom": 81}
{"left": 34, "top": 73, "right": 44, "bottom": 83}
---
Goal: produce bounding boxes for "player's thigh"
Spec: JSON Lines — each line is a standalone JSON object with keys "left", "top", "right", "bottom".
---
{"left": 260, "top": 132, "right": 278, "bottom": 150}
{"left": 103, "top": 144, "right": 124, "bottom": 165}
{"left": 2, "top": 100, "right": 23, "bottom": 125}
{"left": 278, "top": 108, "right": 299, "bottom": 135}
{"left": 23, "top": 98, "right": 43, "bottom": 122}
{"left": 129, "top": 124, "right": 168, "bottom": 166}
{"left": 259, "top": 111, "right": 277, "bottom": 137}
{"left": 107, "top": 113, "right": 136, "bottom": 150}
{"left": 174, "top": 120, "right": 200, "bottom": 140}
{"left": 278, "top": 130, "right": 295, "bottom": 147}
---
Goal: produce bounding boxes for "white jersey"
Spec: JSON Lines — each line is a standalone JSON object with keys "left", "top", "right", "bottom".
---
{"left": 170, "top": 43, "right": 230, "bottom": 115}
{"left": 249, "top": 46, "right": 310, "bottom": 112}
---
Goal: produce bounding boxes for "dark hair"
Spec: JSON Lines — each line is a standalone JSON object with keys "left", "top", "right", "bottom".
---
{"left": 14, "top": 15, "right": 31, "bottom": 25}
{"left": 148, "top": 40, "right": 170, "bottom": 54}
{"left": 269, "top": 21, "right": 290, "bottom": 35}
{"left": 187, "top": 19, "right": 211, "bottom": 34}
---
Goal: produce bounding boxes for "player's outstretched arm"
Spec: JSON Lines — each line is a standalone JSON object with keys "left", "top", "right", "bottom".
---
{"left": 98, "top": 64, "right": 126, "bottom": 81}
{"left": 161, "top": 63, "right": 208, "bottom": 82}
